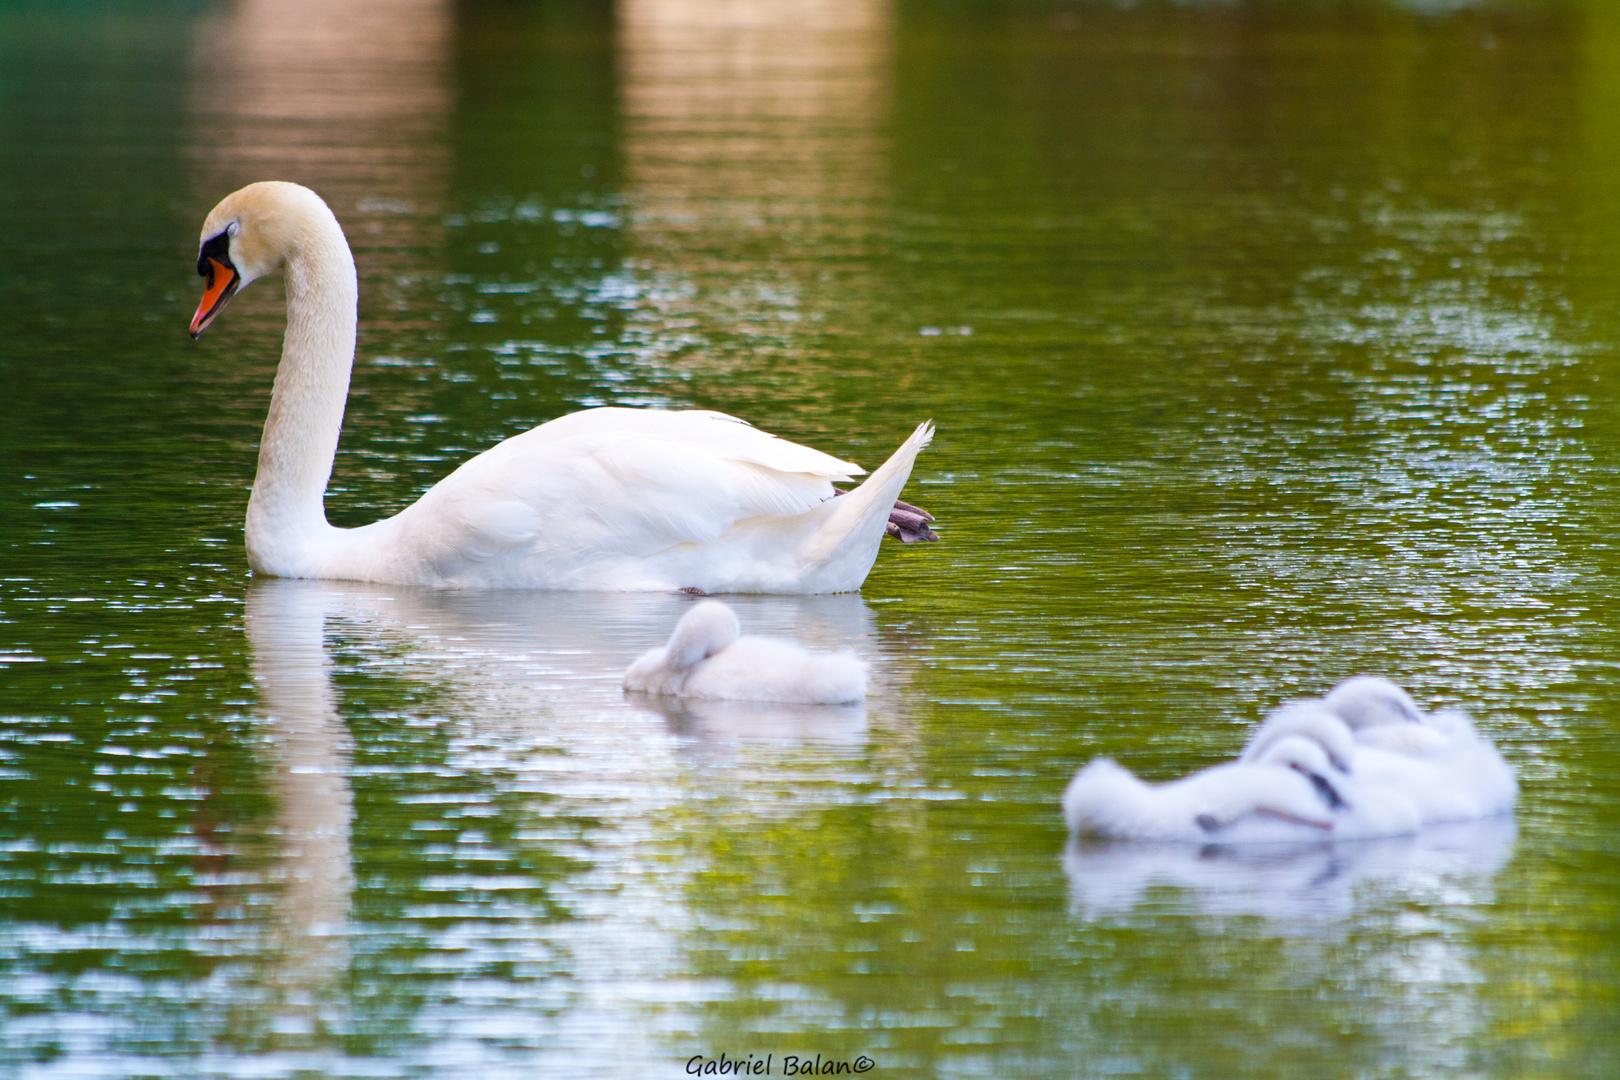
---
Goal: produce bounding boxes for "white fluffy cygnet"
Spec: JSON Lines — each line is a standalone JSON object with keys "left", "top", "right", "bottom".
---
{"left": 1063, "top": 736, "right": 1347, "bottom": 845}
{"left": 1321, "top": 675, "right": 1426, "bottom": 730}
{"left": 1240, "top": 701, "right": 1357, "bottom": 773}
{"left": 1063, "top": 676, "right": 1516, "bottom": 845}
{"left": 623, "top": 600, "right": 867, "bottom": 705}
{"left": 1319, "top": 675, "right": 1516, "bottom": 820}
{"left": 1321, "top": 675, "right": 1472, "bottom": 756}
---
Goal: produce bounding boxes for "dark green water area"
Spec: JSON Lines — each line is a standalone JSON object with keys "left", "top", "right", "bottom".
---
{"left": 2, "top": 0, "right": 1618, "bottom": 1075}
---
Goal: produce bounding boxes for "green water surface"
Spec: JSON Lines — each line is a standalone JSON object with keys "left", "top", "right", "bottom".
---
{"left": 1, "top": 1, "right": 1617, "bottom": 1076}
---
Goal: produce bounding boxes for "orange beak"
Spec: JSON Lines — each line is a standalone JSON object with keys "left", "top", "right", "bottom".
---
{"left": 190, "top": 257, "right": 239, "bottom": 338}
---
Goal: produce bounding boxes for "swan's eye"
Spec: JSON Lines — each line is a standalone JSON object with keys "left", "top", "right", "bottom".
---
{"left": 197, "top": 230, "right": 234, "bottom": 278}
{"left": 1291, "top": 763, "right": 1347, "bottom": 810}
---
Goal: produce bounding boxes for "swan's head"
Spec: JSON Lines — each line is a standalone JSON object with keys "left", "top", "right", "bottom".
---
{"left": 1321, "top": 675, "right": 1425, "bottom": 730}
{"left": 1243, "top": 701, "right": 1355, "bottom": 774}
{"left": 1251, "top": 734, "right": 1348, "bottom": 811}
{"left": 662, "top": 600, "right": 742, "bottom": 670}
{"left": 189, "top": 181, "right": 342, "bottom": 338}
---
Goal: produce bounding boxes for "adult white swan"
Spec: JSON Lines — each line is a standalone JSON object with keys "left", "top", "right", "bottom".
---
{"left": 189, "top": 181, "right": 937, "bottom": 592}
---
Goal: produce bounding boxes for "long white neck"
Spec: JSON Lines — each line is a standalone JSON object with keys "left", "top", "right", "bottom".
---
{"left": 245, "top": 215, "right": 358, "bottom": 576}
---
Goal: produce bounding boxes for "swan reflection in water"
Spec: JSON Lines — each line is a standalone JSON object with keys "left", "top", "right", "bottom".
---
{"left": 637, "top": 696, "right": 868, "bottom": 761}
{"left": 1063, "top": 816, "right": 1515, "bottom": 929}
{"left": 245, "top": 582, "right": 356, "bottom": 1017}
{"left": 246, "top": 578, "right": 884, "bottom": 774}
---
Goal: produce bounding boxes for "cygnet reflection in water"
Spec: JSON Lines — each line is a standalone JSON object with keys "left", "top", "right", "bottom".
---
{"left": 1064, "top": 816, "right": 1517, "bottom": 928}
{"left": 635, "top": 695, "right": 869, "bottom": 764}
{"left": 624, "top": 600, "right": 867, "bottom": 704}
{"left": 1064, "top": 676, "right": 1517, "bottom": 844}
{"left": 244, "top": 579, "right": 890, "bottom": 734}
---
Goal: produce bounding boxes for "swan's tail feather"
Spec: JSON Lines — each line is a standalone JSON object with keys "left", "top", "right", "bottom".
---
{"left": 799, "top": 421, "right": 934, "bottom": 587}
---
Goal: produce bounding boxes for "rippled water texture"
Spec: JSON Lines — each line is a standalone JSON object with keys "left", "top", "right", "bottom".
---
{"left": 2, "top": 0, "right": 1618, "bottom": 1076}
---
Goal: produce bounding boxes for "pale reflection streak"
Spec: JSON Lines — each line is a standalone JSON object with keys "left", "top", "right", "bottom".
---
{"left": 618, "top": 0, "right": 891, "bottom": 370}
{"left": 1069, "top": 822, "right": 1509, "bottom": 1075}
{"left": 245, "top": 578, "right": 887, "bottom": 771}
{"left": 189, "top": 0, "right": 448, "bottom": 196}
{"left": 244, "top": 583, "right": 355, "bottom": 1020}
{"left": 188, "top": 0, "right": 450, "bottom": 308}
{"left": 299, "top": 583, "right": 883, "bottom": 757}
{"left": 1063, "top": 822, "right": 1514, "bottom": 1070}
{"left": 1064, "top": 818, "right": 1515, "bottom": 927}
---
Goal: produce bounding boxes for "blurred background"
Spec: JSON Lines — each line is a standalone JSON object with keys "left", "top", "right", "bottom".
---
{"left": 1, "top": 0, "right": 1618, "bottom": 1076}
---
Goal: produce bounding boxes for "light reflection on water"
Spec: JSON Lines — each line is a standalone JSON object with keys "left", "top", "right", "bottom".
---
{"left": 189, "top": 0, "right": 451, "bottom": 234}
{"left": 235, "top": 580, "right": 901, "bottom": 1076}
{"left": 1061, "top": 823, "right": 1518, "bottom": 1074}
{"left": 1064, "top": 819, "right": 1516, "bottom": 927}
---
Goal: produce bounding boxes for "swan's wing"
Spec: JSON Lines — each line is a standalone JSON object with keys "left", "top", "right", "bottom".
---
{"left": 399, "top": 415, "right": 859, "bottom": 572}
{"left": 502, "top": 407, "right": 865, "bottom": 477}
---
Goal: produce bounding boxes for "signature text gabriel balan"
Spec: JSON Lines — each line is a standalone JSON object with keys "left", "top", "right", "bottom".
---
{"left": 686, "top": 1053, "right": 875, "bottom": 1075}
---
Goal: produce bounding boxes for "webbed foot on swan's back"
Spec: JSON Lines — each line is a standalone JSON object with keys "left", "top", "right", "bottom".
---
{"left": 885, "top": 499, "right": 939, "bottom": 543}
{"left": 827, "top": 488, "right": 940, "bottom": 543}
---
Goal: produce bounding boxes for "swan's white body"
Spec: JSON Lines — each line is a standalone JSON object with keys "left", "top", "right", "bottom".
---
{"left": 192, "top": 182, "right": 933, "bottom": 593}
{"left": 623, "top": 600, "right": 867, "bottom": 704}
{"left": 1063, "top": 676, "right": 1516, "bottom": 844}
